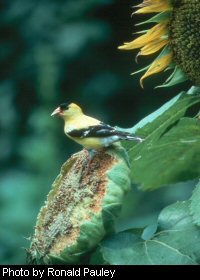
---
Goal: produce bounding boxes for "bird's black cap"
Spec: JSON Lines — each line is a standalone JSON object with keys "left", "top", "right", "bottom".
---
{"left": 59, "top": 103, "right": 69, "bottom": 110}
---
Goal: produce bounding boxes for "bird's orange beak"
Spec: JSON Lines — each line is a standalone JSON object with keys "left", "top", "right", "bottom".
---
{"left": 51, "top": 107, "right": 62, "bottom": 116}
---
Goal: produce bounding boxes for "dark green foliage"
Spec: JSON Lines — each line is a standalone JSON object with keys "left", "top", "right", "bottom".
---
{"left": 190, "top": 180, "right": 200, "bottom": 226}
{"left": 92, "top": 200, "right": 200, "bottom": 264}
{"left": 123, "top": 89, "right": 200, "bottom": 190}
{"left": 1, "top": 0, "right": 199, "bottom": 265}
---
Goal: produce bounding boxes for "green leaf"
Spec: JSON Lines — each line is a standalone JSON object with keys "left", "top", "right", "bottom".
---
{"left": 122, "top": 88, "right": 200, "bottom": 190}
{"left": 97, "top": 201, "right": 200, "bottom": 265}
{"left": 132, "top": 118, "right": 200, "bottom": 190}
{"left": 135, "top": 11, "right": 171, "bottom": 26}
{"left": 190, "top": 180, "right": 200, "bottom": 226}
{"left": 125, "top": 88, "right": 200, "bottom": 141}
{"left": 156, "top": 66, "right": 188, "bottom": 88}
{"left": 142, "top": 223, "right": 157, "bottom": 240}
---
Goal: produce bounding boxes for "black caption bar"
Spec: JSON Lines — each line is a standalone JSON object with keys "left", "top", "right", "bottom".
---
{"left": 0, "top": 265, "right": 198, "bottom": 279}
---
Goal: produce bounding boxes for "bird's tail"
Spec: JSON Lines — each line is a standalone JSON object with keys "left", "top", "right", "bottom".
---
{"left": 119, "top": 133, "right": 144, "bottom": 143}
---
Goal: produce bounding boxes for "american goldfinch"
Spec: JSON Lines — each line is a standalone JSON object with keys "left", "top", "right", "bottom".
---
{"left": 51, "top": 103, "right": 143, "bottom": 149}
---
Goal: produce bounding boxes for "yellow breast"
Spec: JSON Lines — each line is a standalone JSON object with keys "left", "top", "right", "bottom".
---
{"left": 68, "top": 136, "right": 104, "bottom": 149}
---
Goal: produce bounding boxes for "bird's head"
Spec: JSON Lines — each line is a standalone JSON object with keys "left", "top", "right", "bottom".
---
{"left": 51, "top": 103, "right": 82, "bottom": 120}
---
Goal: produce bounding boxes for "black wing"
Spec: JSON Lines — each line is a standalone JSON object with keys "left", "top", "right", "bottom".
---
{"left": 67, "top": 123, "right": 118, "bottom": 138}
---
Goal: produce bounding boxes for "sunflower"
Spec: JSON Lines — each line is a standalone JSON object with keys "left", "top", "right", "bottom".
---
{"left": 119, "top": 0, "right": 200, "bottom": 88}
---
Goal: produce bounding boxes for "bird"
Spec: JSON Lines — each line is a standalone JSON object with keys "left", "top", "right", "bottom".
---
{"left": 51, "top": 103, "right": 144, "bottom": 150}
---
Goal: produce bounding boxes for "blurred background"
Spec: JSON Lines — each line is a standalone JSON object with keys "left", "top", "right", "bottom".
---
{"left": 0, "top": 0, "right": 194, "bottom": 264}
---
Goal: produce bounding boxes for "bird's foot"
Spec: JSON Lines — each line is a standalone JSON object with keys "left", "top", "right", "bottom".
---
{"left": 80, "top": 149, "right": 98, "bottom": 177}
{"left": 87, "top": 149, "right": 98, "bottom": 160}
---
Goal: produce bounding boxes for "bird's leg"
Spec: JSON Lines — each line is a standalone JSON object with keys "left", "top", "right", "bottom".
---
{"left": 79, "top": 149, "right": 89, "bottom": 183}
{"left": 87, "top": 149, "right": 98, "bottom": 160}
{"left": 80, "top": 149, "right": 91, "bottom": 174}
{"left": 79, "top": 148, "right": 106, "bottom": 183}
{"left": 81, "top": 149, "right": 98, "bottom": 177}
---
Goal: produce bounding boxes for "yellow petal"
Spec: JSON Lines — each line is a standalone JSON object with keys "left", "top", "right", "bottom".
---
{"left": 119, "top": 22, "right": 167, "bottom": 50}
{"left": 139, "top": 38, "right": 168, "bottom": 56}
{"left": 134, "top": 0, "right": 172, "bottom": 14}
{"left": 140, "top": 52, "right": 172, "bottom": 87}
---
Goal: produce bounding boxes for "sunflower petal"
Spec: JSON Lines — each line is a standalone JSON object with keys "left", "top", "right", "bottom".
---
{"left": 140, "top": 52, "right": 172, "bottom": 87}
{"left": 134, "top": 0, "right": 172, "bottom": 14}
{"left": 139, "top": 38, "right": 168, "bottom": 56}
{"left": 119, "top": 22, "right": 167, "bottom": 50}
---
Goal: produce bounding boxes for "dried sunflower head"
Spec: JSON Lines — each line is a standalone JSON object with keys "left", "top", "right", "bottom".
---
{"left": 27, "top": 147, "right": 131, "bottom": 264}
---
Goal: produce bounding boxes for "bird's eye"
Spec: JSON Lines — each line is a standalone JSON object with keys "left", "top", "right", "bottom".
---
{"left": 60, "top": 103, "right": 69, "bottom": 110}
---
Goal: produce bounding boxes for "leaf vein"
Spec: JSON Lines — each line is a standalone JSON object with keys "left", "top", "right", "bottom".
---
{"left": 146, "top": 239, "right": 195, "bottom": 262}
